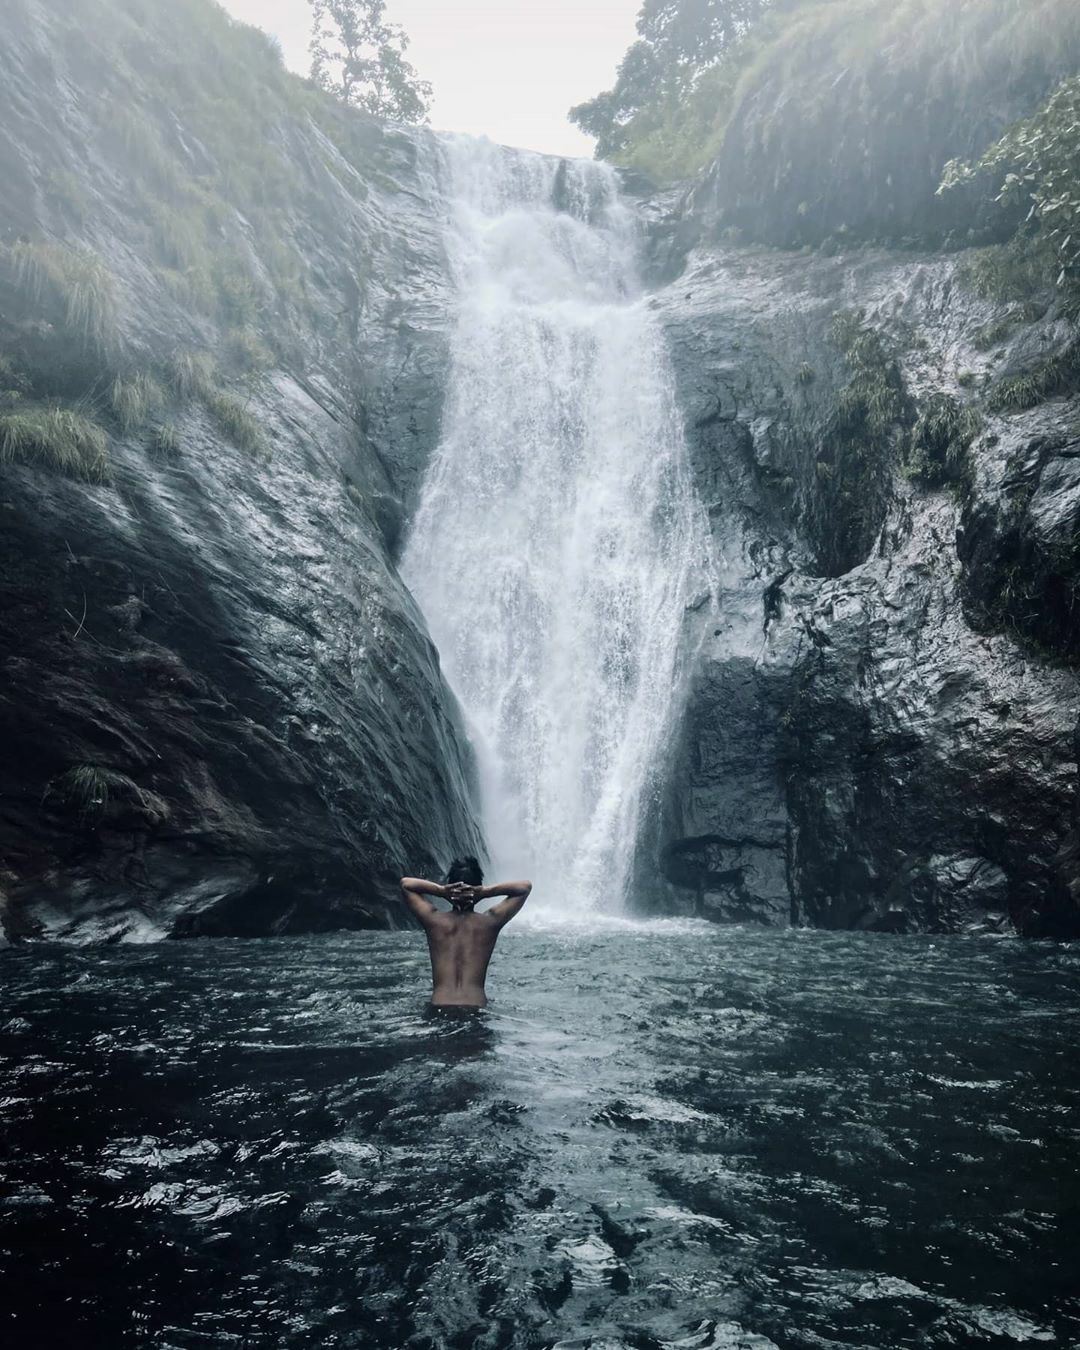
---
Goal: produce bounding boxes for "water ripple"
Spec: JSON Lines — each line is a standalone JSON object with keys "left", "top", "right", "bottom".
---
{"left": 1, "top": 928, "right": 1078, "bottom": 1347}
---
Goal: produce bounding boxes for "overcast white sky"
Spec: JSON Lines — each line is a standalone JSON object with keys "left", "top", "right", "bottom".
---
{"left": 217, "top": 0, "right": 639, "bottom": 157}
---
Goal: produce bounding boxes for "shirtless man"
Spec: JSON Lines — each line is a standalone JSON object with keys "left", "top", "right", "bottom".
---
{"left": 400, "top": 856, "right": 531, "bottom": 1008}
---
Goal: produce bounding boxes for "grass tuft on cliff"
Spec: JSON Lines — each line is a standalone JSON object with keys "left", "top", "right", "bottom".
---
{"left": 204, "top": 390, "right": 265, "bottom": 452}
{"left": 224, "top": 328, "right": 274, "bottom": 374}
{"left": 955, "top": 235, "right": 1060, "bottom": 306}
{"left": 10, "top": 240, "right": 121, "bottom": 353}
{"left": 0, "top": 407, "right": 109, "bottom": 480}
{"left": 907, "top": 394, "right": 982, "bottom": 490}
{"left": 988, "top": 337, "right": 1080, "bottom": 413}
{"left": 830, "top": 311, "right": 905, "bottom": 439}
{"left": 110, "top": 372, "right": 165, "bottom": 434}
{"left": 169, "top": 351, "right": 218, "bottom": 402}
{"left": 152, "top": 421, "right": 181, "bottom": 455}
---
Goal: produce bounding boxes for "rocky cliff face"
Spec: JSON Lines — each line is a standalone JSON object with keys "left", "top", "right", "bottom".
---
{"left": 2, "top": 0, "right": 1077, "bottom": 944}
{"left": 629, "top": 0, "right": 1080, "bottom": 939}
{"left": 643, "top": 236, "right": 1080, "bottom": 938}
{"left": 0, "top": 0, "right": 480, "bottom": 941}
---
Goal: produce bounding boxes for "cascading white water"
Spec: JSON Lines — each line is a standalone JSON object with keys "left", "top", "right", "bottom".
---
{"left": 402, "top": 136, "right": 708, "bottom": 914}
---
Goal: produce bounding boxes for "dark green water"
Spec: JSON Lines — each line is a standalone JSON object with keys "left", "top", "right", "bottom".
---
{"left": 1, "top": 922, "right": 1078, "bottom": 1348}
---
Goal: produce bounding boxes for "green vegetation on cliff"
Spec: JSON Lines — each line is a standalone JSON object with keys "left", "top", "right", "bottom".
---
{"left": 44, "top": 764, "right": 169, "bottom": 824}
{"left": 907, "top": 395, "right": 982, "bottom": 491}
{"left": 570, "top": 0, "right": 781, "bottom": 168}
{"left": 0, "top": 406, "right": 109, "bottom": 480}
{"left": 579, "top": 0, "right": 1080, "bottom": 254}
{"left": 0, "top": 0, "right": 418, "bottom": 479}
{"left": 11, "top": 240, "right": 120, "bottom": 354}
{"left": 941, "top": 74, "right": 1080, "bottom": 291}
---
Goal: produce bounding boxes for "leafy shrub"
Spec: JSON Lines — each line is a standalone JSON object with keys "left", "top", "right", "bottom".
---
{"left": 0, "top": 406, "right": 109, "bottom": 479}
{"left": 941, "top": 75, "right": 1080, "bottom": 291}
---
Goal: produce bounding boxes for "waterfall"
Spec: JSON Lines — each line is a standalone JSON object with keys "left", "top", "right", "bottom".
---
{"left": 401, "top": 136, "right": 708, "bottom": 915}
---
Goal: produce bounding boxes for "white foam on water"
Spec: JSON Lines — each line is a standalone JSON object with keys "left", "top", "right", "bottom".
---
{"left": 508, "top": 910, "right": 716, "bottom": 939}
{"left": 402, "top": 135, "right": 709, "bottom": 915}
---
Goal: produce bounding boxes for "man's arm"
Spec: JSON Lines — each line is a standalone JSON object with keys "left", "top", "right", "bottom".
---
{"left": 400, "top": 877, "right": 448, "bottom": 923}
{"left": 480, "top": 880, "right": 532, "bottom": 926}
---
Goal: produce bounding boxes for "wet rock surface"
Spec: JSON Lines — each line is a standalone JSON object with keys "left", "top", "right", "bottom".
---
{"left": 646, "top": 241, "right": 1080, "bottom": 937}
{"left": 2, "top": 0, "right": 1077, "bottom": 943}
{"left": 0, "top": 0, "right": 479, "bottom": 940}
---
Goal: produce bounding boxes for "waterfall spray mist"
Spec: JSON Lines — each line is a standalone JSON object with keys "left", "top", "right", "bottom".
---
{"left": 402, "top": 137, "right": 709, "bottom": 915}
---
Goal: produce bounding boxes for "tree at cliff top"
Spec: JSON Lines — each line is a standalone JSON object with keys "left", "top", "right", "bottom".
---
{"left": 309, "top": 0, "right": 432, "bottom": 122}
{"left": 569, "top": 0, "right": 839, "bottom": 171}
{"left": 570, "top": 0, "right": 774, "bottom": 161}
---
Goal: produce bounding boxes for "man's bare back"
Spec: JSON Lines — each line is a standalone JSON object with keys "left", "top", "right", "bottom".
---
{"left": 400, "top": 862, "right": 531, "bottom": 1008}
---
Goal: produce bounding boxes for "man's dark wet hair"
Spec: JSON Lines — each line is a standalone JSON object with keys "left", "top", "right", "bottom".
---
{"left": 446, "top": 855, "right": 484, "bottom": 887}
